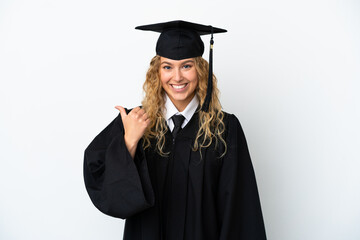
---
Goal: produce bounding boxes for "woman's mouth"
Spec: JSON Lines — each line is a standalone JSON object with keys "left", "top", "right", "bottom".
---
{"left": 170, "top": 83, "right": 188, "bottom": 91}
{"left": 171, "top": 84, "right": 187, "bottom": 89}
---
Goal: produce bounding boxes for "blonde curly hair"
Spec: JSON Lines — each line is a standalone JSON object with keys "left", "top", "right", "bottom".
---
{"left": 141, "top": 55, "right": 226, "bottom": 157}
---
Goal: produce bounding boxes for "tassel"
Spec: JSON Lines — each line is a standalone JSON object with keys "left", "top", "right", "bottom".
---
{"left": 201, "top": 26, "right": 214, "bottom": 112}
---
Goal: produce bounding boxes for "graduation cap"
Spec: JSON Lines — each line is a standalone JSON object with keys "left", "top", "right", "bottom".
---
{"left": 135, "top": 20, "right": 227, "bottom": 112}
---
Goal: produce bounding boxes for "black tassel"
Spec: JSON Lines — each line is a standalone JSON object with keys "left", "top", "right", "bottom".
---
{"left": 201, "top": 26, "right": 214, "bottom": 112}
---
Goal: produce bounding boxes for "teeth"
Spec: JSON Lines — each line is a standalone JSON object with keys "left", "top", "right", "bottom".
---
{"left": 172, "top": 84, "right": 186, "bottom": 89}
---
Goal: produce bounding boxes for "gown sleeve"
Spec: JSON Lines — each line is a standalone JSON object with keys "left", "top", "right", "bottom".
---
{"left": 83, "top": 113, "right": 155, "bottom": 219}
{"left": 217, "top": 114, "right": 267, "bottom": 239}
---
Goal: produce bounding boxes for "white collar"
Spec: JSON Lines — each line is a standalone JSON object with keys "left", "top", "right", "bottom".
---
{"left": 164, "top": 94, "right": 199, "bottom": 128}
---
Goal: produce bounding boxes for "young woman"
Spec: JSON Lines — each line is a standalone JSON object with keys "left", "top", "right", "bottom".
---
{"left": 84, "top": 20, "right": 267, "bottom": 240}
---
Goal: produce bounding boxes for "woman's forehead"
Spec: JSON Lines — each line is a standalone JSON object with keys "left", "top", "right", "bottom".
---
{"left": 160, "top": 57, "right": 195, "bottom": 64}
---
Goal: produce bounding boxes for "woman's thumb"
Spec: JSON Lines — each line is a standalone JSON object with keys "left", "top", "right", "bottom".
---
{"left": 115, "top": 106, "right": 127, "bottom": 118}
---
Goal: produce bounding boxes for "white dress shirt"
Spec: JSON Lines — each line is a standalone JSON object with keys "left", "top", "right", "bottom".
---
{"left": 164, "top": 94, "right": 199, "bottom": 132}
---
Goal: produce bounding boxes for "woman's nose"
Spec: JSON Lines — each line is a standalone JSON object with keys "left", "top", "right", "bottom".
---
{"left": 173, "top": 68, "right": 183, "bottom": 81}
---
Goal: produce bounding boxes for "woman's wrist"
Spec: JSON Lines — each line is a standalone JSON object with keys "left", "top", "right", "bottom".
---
{"left": 124, "top": 134, "right": 138, "bottom": 159}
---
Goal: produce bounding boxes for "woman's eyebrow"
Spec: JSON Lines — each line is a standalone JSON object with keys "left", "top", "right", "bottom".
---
{"left": 182, "top": 60, "right": 194, "bottom": 64}
{"left": 161, "top": 61, "right": 172, "bottom": 65}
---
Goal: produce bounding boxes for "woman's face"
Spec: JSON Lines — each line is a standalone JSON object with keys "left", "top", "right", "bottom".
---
{"left": 159, "top": 57, "right": 198, "bottom": 111}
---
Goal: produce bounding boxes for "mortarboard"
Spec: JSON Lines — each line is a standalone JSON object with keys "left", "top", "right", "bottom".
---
{"left": 135, "top": 20, "right": 227, "bottom": 112}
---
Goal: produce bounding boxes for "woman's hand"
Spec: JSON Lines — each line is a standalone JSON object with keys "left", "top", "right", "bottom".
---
{"left": 115, "top": 106, "right": 150, "bottom": 159}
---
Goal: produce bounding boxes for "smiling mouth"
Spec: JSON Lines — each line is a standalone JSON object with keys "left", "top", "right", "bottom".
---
{"left": 171, "top": 84, "right": 188, "bottom": 89}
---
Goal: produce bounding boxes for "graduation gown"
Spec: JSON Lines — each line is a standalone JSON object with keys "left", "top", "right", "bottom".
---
{"left": 84, "top": 111, "right": 267, "bottom": 240}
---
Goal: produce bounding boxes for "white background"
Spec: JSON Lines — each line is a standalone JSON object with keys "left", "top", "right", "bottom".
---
{"left": 0, "top": 0, "right": 359, "bottom": 239}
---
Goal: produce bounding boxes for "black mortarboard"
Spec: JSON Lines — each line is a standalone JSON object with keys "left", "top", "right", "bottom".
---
{"left": 135, "top": 20, "right": 227, "bottom": 112}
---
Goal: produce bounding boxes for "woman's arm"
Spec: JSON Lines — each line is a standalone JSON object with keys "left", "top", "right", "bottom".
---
{"left": 217, "top": 114, "right": 267, "bottom": 239}
{"left": 83, "top": 112, "right": 154, "bottom": 219}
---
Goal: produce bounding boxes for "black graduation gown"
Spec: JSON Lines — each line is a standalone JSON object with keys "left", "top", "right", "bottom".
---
{"left": 84, "top": 111, "right": 267, "bottom": 240}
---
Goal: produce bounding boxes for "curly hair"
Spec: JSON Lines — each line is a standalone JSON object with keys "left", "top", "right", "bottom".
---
{"left": 141, "top": 55, "right": 227, "bottom": 157}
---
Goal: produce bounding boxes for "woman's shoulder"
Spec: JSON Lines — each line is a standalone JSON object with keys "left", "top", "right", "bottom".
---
{"left": 221, "top": 111, "right": 241, "bottom": 126}
{"left": 220, "top": 111, "right": 248, "bottom": 143}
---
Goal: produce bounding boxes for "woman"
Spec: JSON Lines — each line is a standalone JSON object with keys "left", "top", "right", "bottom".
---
{"left": 84, "top": 20, "right": 267, "bottom": 240}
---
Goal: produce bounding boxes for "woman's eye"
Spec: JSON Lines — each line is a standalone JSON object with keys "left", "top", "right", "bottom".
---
{"left": 163, "top": 66, "right": 171, "bottom": 70}
{"left": 183, "top": 64, "right": 192, "bottom": 69}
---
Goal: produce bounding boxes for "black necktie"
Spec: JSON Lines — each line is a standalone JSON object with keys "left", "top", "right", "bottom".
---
{"left": 171, "top": 115, "right": 185, "bottom": 139}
